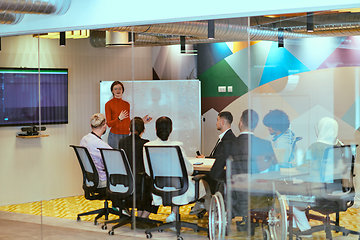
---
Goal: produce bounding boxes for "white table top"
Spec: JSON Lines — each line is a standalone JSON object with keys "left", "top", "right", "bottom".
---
{"left": 188, "top": 157, "right": 215, "bottom": 172}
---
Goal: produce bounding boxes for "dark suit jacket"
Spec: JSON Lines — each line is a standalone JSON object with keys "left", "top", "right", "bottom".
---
{"left": 209, "top": 133, "right": 277, "bottom": 181}
{"left": 205, "top": 129, "right": 236, "bottom": 194}
{"left": 208, "top": 129, "right": 236, "bottom": 158}
{"left": 117, "top": 134, "right": 158, "bottom": 213}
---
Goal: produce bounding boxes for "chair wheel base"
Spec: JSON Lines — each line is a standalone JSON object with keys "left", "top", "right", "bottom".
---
{"left": 77, "top": 216, "right": 81, "bottom": 221}
{"left": 146, "top": 232, "right": 152, "bottom": 238}
{"left": 101, "top": 225, "right": 107, "bottom": 230}
{"left": 262, "top": 228, "right": 270, "bottom": 240}
{"left": 109, "top": 230, "right": 114, "bottom": 235}
{"left": 196, "top": 209, "right": 206, "bottom": 219}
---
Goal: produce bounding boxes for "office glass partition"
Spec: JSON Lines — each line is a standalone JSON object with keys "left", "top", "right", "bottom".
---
{"left": 0, "top": 35, "right": 43, "bottom": 237}
{"left": 129, "top": 29, "right": 204, "bottom": 237}
{"left": 4, "top": 9, "right": 360, "bottom": 240}
{"left": 217, "top": 14, "right": 360, "bottom": 240}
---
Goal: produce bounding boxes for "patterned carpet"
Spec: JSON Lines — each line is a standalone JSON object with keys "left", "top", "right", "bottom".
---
{"left": 1, "top": 195, "right": 360, "bottom": 239}
{"left": 0, "top": 196, "right": 208, "bottom": 237}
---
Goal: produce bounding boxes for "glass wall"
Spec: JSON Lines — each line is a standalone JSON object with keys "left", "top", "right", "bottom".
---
{"left": 1, "top": 6, "right": 360, "bottom": 240}
{"left": 219, "top": 14, "right": 360, "bottom": 240}
{"left": 0, "top": 35, "right": 44, "bottom": 238}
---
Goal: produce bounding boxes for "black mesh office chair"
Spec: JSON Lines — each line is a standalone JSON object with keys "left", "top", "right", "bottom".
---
{"left": 294, "top": 144, "right": 360, "bottom": 240}
{"left": 70, "top": 145, "right": 120, "bottom": 225}
{"left": 99, "top": 148, "right": 162, "bottom": 235}
{"left": 143, "top": 145, "right": 207, "bottom": 240}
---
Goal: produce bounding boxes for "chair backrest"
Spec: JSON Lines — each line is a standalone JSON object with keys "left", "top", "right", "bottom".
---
{"left": 318, "top": 145, "right": 357, "bottom": 200}
{"left": 144, "top": 145, "right": 189, "bottom": 206}
{"left": 99, "top": 148, "right": 134, "bottom": 198}
{"left": 321, "top": 145, "right": 355, "bottom": 187}
{"left": 70, "top": 145, "right": 100, "bottom": 192}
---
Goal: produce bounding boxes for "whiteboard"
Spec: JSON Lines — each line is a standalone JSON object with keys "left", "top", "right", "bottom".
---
{"left": 100, "top": 80, "right": 201, "bottom": 157}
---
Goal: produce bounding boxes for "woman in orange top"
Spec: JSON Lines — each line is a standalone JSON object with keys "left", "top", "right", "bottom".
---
{"left": 105, "top": 81, "right": 151, "bottom": 149}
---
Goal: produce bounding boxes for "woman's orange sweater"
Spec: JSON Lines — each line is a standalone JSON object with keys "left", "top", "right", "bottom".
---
{"left": 105, "top": 97, "right": 130, "bottom": 135}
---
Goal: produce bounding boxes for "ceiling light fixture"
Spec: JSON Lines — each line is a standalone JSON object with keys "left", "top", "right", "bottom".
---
{"left": 180, "top": 36, "right": 185, "bottom": 53}
{"left": 278, "top": 28, "right": 284, "bottom": 48}
{"left": 59, "top": 32, "right": 66, "bottom": 46}
{"left": 128, "top": 32, "right": 135, "bottom": 43}
{"left": 208, "top": 20, "right": 215, "bottom": 39}
{"left": 307, "top": 12, "right": 314, "bottom": 32}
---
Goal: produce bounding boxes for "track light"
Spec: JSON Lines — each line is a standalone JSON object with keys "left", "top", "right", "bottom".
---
{"left": 128, "top": 32, "right": 135, "bottom": 43}
{"left": 278, "top": 28, "right": 284, "bottom": 48}
{"left": 59, "top": 32, "right": 66, "bottom": 46}
{"left": 180, "top": 36, "right": 185, "bottom": 53}
{"left": 307, "top": 12, "right": 314, "bottom": 33}
{"left": 208, "top": 20, "right": 215, "bottom": 39}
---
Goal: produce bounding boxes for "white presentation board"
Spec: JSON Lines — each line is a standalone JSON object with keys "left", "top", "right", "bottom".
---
{"left": 100, "top": 80, "right": 201, "bottom": 157}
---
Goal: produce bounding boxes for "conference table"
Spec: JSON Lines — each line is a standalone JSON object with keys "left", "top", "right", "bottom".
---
{"left": 188, "top": 157, "right": 215, "bottom": 172}
{"left": 188, "top": 157, "right": 317, "bottom": 239}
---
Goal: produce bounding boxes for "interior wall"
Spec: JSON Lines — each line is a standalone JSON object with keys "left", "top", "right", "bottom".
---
{"left": 0, "top": 35, "right": 152, "bottom": 206}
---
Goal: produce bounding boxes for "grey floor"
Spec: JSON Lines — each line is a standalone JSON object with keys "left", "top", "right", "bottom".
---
{"left": 0, "top": 211, "right": 208, "bottom": 240}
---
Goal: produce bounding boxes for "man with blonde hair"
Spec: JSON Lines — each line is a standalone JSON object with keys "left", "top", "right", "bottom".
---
{"left": 80, "top": 113, "right": 112, "bottom": 188}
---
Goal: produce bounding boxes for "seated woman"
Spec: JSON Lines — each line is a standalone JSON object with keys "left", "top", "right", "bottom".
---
{"left": 293, "top": 117, "right": 342, "bottom": 237}
{"left": 118, "top": 117, "right": 158, "bottom": 219}
{"left": 143, "top": 116, "right": 206, "bottom": 223}
{"left": 302, "top": 117, "right": 343, "bottom": 173}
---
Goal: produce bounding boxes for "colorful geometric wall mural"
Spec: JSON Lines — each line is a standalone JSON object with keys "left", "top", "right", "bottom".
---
{"left": 151, "top": 36, "right": 360, "bottom": 156}
{"left": 197, "top": 36, "right": 360, "bottom": 115}
{"left": 197, "top": 36, "right": 360, "bottom": 154}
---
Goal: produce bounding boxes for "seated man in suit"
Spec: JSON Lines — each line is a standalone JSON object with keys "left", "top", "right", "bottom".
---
{"left": 210, "top": 109, "right": 277, "bottom": 180}
{"left": 190, "top": 111, "right": 236, "bottom": 215}
{"left": 118, "top": 117, "right": 158, "bottom": 219}
{"left": 197, "top": 111, "right": 236, "bottom": 159}
{"left": 209, "top": 109, "right": 277, "bottom": 234}
{"left": 80, "top": 113, "right": 112, "bottom": 188}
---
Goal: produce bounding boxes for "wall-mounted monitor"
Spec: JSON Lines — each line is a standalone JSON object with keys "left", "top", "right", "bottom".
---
{"left": 0, "top": 68, "right": 68, "bottom": 127}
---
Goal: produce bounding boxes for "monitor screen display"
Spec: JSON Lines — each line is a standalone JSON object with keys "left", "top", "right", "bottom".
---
{"left": 0, "top": 68, "right": 68, "bottom": 126}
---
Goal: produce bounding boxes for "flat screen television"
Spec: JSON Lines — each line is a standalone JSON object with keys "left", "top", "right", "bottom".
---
{"left": 0, "top": 68, "right": 68, "bottom": 127}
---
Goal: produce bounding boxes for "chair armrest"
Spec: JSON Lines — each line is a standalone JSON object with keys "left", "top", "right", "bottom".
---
{"left": 192, "top": 174, "right": 206, "bottom": 200}
{"left": 192, "top": 174, "right": 206, "bottom": 182}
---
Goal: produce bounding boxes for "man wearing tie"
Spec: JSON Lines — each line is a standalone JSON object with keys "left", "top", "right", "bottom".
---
{"left": 197, "top": 111, "right": 236, "bottom": 158}
{"left": 190, "top": 111, "right": 236, "bottom": 215}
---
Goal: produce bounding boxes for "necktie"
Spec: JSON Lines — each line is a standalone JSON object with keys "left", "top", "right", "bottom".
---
{"left": 209, "top": 138, "right": 220, "bottom": 157}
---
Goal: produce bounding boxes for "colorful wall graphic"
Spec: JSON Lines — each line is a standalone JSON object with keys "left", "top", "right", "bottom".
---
{"left": 197, "top": 36, "right": 360, "bottom": 154}
{"left": 151, "top": 37, "right": 360, "bottom": 155}
{"left": 197, "top": 36, "right": 355, "bottom": 114}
